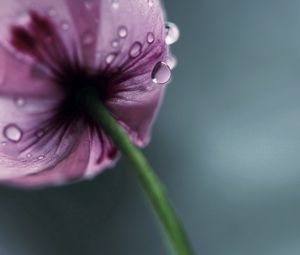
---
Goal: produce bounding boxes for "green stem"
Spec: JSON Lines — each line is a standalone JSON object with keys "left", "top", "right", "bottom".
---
{"left": 85, "top": 94, "right": 193, "bottom": 255}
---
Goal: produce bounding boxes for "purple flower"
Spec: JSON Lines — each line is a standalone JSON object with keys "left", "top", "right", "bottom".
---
{"left": 0, "top": 0, "right": 176, "bottom": 187}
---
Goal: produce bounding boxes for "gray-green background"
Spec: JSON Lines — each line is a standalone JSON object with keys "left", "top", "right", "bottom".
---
{"left": 1, "top": 0, "right": 300, "bottom": 254}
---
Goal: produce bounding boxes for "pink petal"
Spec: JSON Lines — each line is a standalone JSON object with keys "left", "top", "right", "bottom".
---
{"left": 5, "top": 128, "right": 91, "bottom": 188}
{"left": 96, "top": 0, "right": 168, "bottom": 145}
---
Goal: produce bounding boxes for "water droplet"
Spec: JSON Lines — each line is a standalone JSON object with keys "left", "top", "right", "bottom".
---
{"left": 36, "top": 130, "right": 45, "bottom": 138}
{"left": 16, "top": 12, "right": 31, "bottom": 26}
{"left": 151, "top": 62, "right": 171, "bottom": 84}
{"left": 3, "top": 124, "right": 23, "bottom": 142}
{"left": 165, "top": 22, "right": 180, "bottom": 45}
{"left": 15, "top": 97, "right": 25, "bottom": 107}
{"left": 61, "top": 21, "right": 70, "bottom": 31}
{"left": 26, "top": 153, "right": 32, "bottom": 158}
{"left": 105, "top": 53, "right": 117, "bottom": 64}
{"left": 84, "top": 0, "right": 93, "bottom": 9}
{"left": 129, "top": 42, "right": 142, "bottom": 58}
{"left": 48, "top": 8, "right": 57, "bottom": 17}
{"left": 82, "top": 31, "right": 95, "bottom": 45}
{"left": 147, "top": 32, "right": 155, "bottom": 44}
{"left": 166, "top": 55, "right": 177, "bottom": 70}
{"left": 112, "top": 0, "right": 119, "bottom": 9}
{"left": 111, "top": 39, "right": 120, "bottom": 48}
{"left": 118, "top": 26, "right": 128, "bottom": 38}
{"left": 38, "top": 155, "right": 45, "bottom": 160}
{"left": 1, "top": 142, "right": 6, "bottom": 146}
{"left": 148, "top": 0, "right": 154, "bottom": 7}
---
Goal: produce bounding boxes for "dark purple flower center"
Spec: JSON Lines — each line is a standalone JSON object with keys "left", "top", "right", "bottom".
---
{"left": 10, "top": 11, "right": 115, "bottom": 123}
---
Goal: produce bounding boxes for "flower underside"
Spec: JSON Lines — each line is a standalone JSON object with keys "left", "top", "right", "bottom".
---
{"left": 0, "top": 0, "right": 171, "bottom": 186}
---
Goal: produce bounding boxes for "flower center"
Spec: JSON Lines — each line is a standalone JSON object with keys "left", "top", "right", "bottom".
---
{"left": 10, "top": 10, "right": 114, "bottom": 122}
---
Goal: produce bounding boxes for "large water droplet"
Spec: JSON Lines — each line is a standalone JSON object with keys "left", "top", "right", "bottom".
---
{"left": 118, "top": 26, "right": 128, "bottom": 38}
{"left": 151, "top": 62, "right": 171, "bottom": 84}
{"left": 105, "top": 53, "right": 117, "bottom": 65}
{"left": 147, "top": 32, "right": 155, "bottom": 44}
{"left": 165, "top": 22, "right": 180, "bottom": 45}
{"left": 129, "top": 42, "right": 142, "bottom": 58}
{"left": 3, "top": 124, "right": 23, "bottom": 142}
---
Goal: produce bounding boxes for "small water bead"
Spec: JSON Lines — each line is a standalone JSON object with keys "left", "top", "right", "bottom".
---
{"left": 16, "top": 12, "right": 31, "bottom": 26}
{"left": 111, "top": 39, "right": 120, "bottom": 48}
{"left": 15, "top": 97, "right": 25, "bottom": 107}
{"left": 26, "top": 153, "right": 32, "bottom": 158}
{"left": 36, "top": 130, "right": 45, "bottom": 138}
{"left": 129, "top": 42, "right": 142, "bottom": 58}
{"left": 105, "top": 53, "right": 117, "bottom": 65}
{"left": 84, "top": 0, "right": 93, "bottom": 10}
{"left": 82, "top": 32, "right": 95, "bottom": 45}
{"left": 61, "top": 21, "right": 70, "bottom": 31}
{"left": 38, "top": 155, "right": 45, "bottom": 160}
{"left": 166, "top": 55, "right": 177, "bottom": 70}
{"left": 148, "top": 0, "right": 154, "bottom": 7}
{"left": 151, "top": 62, "right": 171, "bottom": 84}
{"left": 112, "top": 0, "right": 120, "bottom": 9}
{"left": 118, "top": 26, "right": 128, "bottom": 38}
{"left": 147, "top": 32, "right": 155, "bottom": 44}
{"left": 165, "top": 22, "right": 180, "bottom": 45}
{"left": 3, "top": 124, "right": 23, "bottom": 142}
{"left": 48, "top": 8, "right": 57, "bottom": 17}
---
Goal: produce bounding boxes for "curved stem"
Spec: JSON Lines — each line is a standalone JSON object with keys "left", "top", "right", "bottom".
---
{"left": 85, "top": 94, "right": 193, "bottom": 255}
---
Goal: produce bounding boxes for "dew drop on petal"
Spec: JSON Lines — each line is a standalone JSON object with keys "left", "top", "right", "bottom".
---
{"left": 48, "top": 8, "right": 57, "bottom": 17}
{"left": 15, "top": 97, "right": 25, "bottom": 107}
{"left": 165, "top": 22, "right": 180, "bottom": 45}
{"left": 26, "top": 153, "right": 32, "bottom": 158}
{"left": 166, "top": 55, "right": 177, "bottom": 70}
{"left": 16, "top": 12, "right": 31, "bottom": 26}
{"left": 148, "top": 0, "right": 154, "bottom": 7}
{"left": 82, "top": 31, "right": 95, "bottom": 45}
{"left": 118, "top": 26, "right": 128, "bottom": 38}
{"left": 147, "top": 32, "right": 155, "bottom": 44}
{"left": 112, "top": 0, "right": 119, "bottom": 9}
{"left": 61, "top": 21, "right": 70, "bottom": 31}
{"left": 151, "top": 62, "right": 171, "bottom": 84}
{"left": 38, "top": 155, "right": 45, "bottom": 160}
{"left": 84, "top": 0, "right": 93, "bottom": 10}
{"left": 105, "top": 53, "right": 117, "bottom": 65}
{"left": 129, "top": 42, "right": 142, "bottom": 58}
{"left": 111, "top": 39, "right": 119, "bottom": 48}
{"left": 3, "top": 124, "right": 23, "bottom": 142}
{"left": 36, "top": 129, "right": 45, "bottom": 138}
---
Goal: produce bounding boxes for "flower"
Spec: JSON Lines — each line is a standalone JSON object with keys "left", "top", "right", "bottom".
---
{"left": 0, "top": 0, "right": 175, "bottom": 187}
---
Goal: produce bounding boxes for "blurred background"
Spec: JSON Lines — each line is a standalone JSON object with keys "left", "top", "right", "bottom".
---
{"left": 1, "top": 0, "right": 300, "bottom": 254}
